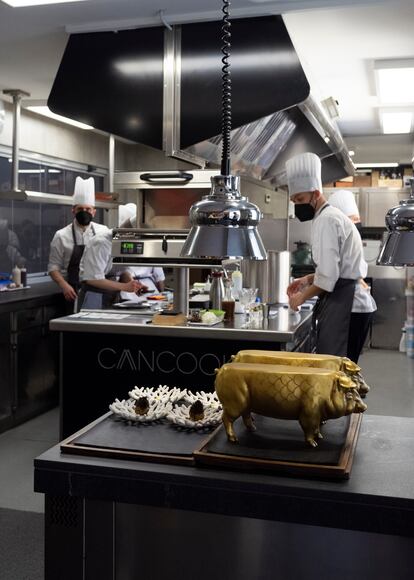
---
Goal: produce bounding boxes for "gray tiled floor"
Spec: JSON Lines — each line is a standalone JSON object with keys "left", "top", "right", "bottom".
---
{"left": 0, "top": 407, "right": 59, "bottom": 513}
{"left": 0, "top": 348, "right": 413, "bottom": 514}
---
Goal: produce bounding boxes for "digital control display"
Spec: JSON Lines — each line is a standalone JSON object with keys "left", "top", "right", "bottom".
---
{"left": 120, "top": 241, "right": 144, "bottom": 255}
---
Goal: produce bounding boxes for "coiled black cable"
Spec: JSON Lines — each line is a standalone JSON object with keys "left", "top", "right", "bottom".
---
{"left": 221, "top": 0, "right": 232, "bottom": 176}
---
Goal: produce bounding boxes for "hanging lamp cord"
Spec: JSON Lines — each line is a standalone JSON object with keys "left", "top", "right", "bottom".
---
{"left": 221, "top": 0, "right": 232, "bottom": 176}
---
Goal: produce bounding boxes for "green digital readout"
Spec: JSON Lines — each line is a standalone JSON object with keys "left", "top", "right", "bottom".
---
{"left": 120, "top": 241, "right": 144, "bottom": 255}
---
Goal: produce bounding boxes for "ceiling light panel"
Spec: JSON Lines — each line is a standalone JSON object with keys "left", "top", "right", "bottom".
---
{"left": 2, "top": 0, "right": 87, "bottom": 7}
{"left": 374, "top": 59, "right": 414, "bottom": 104}
{"left": 354, "top": 162, "right": 399, "bottom": 168}
{"left": 380, "top": 111, "right": 412, "bottom": 134}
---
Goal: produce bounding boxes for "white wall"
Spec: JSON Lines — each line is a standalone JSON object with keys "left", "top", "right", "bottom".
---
{"left": 0, "top": 101, "right": 118, "bottom": 170}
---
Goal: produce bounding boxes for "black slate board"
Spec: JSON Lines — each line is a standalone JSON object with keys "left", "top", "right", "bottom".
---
{"left": 205, "top": 415, "right": 350, "bottom": 465}
{"left": 194, "top": 414, "right": 362, "bottom": 479}
{"left": 61, "top": 413, "right": 214, "bottom": 465}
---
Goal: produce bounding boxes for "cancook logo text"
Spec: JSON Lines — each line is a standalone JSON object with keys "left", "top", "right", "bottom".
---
{"left": 97, "top": 348, "right": 228, "bottom": 376}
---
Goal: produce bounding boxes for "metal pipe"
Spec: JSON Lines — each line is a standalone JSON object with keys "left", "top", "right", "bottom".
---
{"left": 2, "top": 89, "right": 30, "bottom": 191}
{"left": 108, "top": 134, "right": 115, "bottom": 192}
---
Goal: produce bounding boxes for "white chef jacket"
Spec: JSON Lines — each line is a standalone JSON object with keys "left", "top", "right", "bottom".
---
{"left": 311, "top": 204, "right": 365, "bottom": 293}
{"left": 48, "top": 220, "right": 109, "bottom": 275}
{"left": 128, "top": 267, "right": 164, "bottom": 285}
{"left": 79, "top": 230, "right": 115, "bottom": 281}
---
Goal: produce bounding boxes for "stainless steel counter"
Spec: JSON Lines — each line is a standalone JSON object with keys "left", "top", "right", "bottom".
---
{"left": 49, "top": 305, "right": 313, "bottom": 342}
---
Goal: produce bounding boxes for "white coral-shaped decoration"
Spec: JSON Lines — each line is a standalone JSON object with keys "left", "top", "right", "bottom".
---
{"left": 109, "top": 396, "right": 172, "bottom": 423}
{"left": 167, "top": 403, "right": 222, "bottom": 429}
{"left": 128, "top": 384, "right": 186, "bottom": 405}
{"left": 183, "top": 390, "right": 221, "bottom": 410}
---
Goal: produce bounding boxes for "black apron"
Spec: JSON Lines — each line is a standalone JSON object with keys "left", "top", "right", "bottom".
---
{"left": 309, "top": 204, "right": 356, "bottom": 356}
{"left": 310, "top": 278, "right": 356, "bottom": 356}
{"left": 67, "top": 223, "right": 96, "bottom": 292}
{"left": 77, "top": 282, "right": 119, "bottom": 311}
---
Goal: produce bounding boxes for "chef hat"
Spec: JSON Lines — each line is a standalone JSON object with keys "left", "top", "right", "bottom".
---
{"left": 72, "top": 177, "right": 95, "bottom": 207}
{"left": 328, "top": 189, "right": 359, "bottom": 218}
{"left": 118, "top": 203, "right": 137, "bottom": 226}
{"left": 286, "top": 152, "right": 322, "bottom": 197}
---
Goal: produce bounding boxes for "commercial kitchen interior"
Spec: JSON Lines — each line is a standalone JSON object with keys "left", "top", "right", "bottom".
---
{"left": 1, "top": 0, "right": 414, "bottom": 579}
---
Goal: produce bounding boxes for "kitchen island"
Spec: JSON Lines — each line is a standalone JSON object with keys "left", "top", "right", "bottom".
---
{"left": 50, "top": 305, "right": 312, "bottom": 438}
{"left": 34, "top": 413, "right": 414, "bottom": 580}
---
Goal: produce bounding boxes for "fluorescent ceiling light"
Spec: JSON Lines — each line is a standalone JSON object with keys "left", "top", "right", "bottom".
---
{"left": 26, "top": 105, "right": 93, "bottom": 130}
{"left": 2, "top": 1, "right": 87, "bottom": 6}
{"left": 354, "top": 163, "right": 399, "bottom": 168}
{"left": 374, "top": 59, "right": 414, "bottom": 104}
{"left": 380, "top": 111, "right": 412, "bottom": 134}
{"left": 17, "top": 169, "right": 61, "bottom": 173}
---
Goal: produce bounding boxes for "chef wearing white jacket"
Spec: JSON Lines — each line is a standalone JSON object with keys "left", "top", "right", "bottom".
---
{"left": 48, "top": 177, "right": 109, "bottom": 309}
{"left": 78, "top": 229, "right": 145, "bottom": 309}
{"left": 286, "top": 152, "right": 366, "bottom": 357}
{"left": 117, "top": 204, "right": 165, "bottom": 299}
{"left": 328, "top": 189, "right": 377, "bottom": 362}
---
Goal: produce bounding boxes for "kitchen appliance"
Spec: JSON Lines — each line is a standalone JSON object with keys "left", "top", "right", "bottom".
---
{"left": 111, "top": 228, "right": 222, "bottom": 316}
{"left": 241, "top": 250, "right": 290, "bottom": 304}
{"left": 112, "top": 229, "right": 220, "bottom": 268}
{"left": 180, "top": 1, "right": 266, "bottom": 261}
{"left": 377, "top": 179, "right": 414, "bottom": 266}
{"left": 48, "top": 15, "right": 352, "bottom": 186}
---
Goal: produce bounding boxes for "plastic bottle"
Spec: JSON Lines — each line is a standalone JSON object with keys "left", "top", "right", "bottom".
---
{"left": 231, "top": 266, "right": 243, "bottom": 296}
{"left": 12, "top": 264, "right": 21, "bottom": 287}
{"left": 209, "top": 271, "right": 225, "bottom": 309}
{"left": 20, "top": 265, "right": 27, "bottom": 287}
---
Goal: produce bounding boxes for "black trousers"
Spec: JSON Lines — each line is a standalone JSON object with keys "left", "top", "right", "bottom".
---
{"left": 347, "top": 312, "right": 374, "bottom": 364}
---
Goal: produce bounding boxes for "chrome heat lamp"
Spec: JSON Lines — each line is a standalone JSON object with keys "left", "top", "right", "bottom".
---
{"left": 180, "top": 0, "right": 266, "bottom": 260}
{"left": 377, "top": 178, "right": 414, "bottom": 266}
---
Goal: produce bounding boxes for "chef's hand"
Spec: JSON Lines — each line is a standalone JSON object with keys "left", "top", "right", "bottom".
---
{"left": 136, "top": 282, "right": 149, "bottom": 295}
{"left": 62, "top": 282, "right": 77, "bottom": 301}
{"left": 289, "top": 292, "right": 304, "bottom": 311}
{"left": 122, "top": 280, "right": 142, "bottom": 294}
{"left": 287, "top": 276, "right": 308, "bottom": 297}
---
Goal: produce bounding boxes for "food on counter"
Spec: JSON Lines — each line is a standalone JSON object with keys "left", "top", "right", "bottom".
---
{"left": 214, "top": 363, "right": 367, "bottom": 446}
{"left": 188, "top": 309, "right": 225, "bottom": 325}
{"left": 147, "top": 294, "right": 166, "bottom": 300}
{"left": 134, "top": 396, "right": 150, "bottom": 416}
{"left": 188, "top": 400, "right": 205, "bottom": 421}
{"left": 231, "top": 350, "right": 370, "bottom": 397}
{"left": 201, "top": 311, "right": 217, "bottom": 324}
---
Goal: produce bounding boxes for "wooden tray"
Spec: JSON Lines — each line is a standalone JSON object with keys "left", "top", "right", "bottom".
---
{"left": 60, "top": 412, "right": 214, "bottom": 466}
{"left": 193, "top": 414, "right": 363, "bottom": 479}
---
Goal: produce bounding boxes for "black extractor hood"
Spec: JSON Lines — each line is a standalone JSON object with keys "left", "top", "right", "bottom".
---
{"left": 48, "top": 15, "right": 353, "bottom": 184}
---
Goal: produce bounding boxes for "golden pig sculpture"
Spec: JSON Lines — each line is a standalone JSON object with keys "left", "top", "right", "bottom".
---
{"left": 231, "top": 350, "right": 370, "bottom": 397}
{"left": 214, "top": 363, "right": 367, "bottom": 447}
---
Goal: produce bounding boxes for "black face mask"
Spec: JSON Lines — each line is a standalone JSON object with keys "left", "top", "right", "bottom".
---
{"left": 294, "top": 195, "right": 316, "bottom": 222}
{"left": 75, "top": 210, "right": 93, "bottom": 226}
{"left": 355, "top": 222, "right": 363, "bottom": 236}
